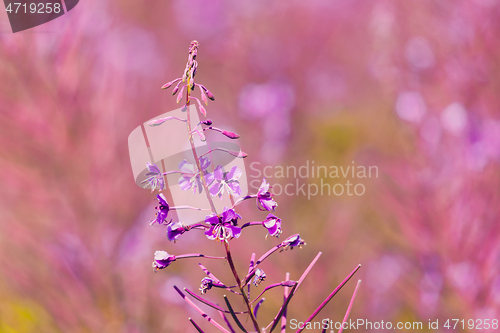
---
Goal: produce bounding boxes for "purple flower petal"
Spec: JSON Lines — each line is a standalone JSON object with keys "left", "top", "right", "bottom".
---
{"left": 205, "top": 214, "right": 220, "bottom": 225}
{"left": 153, "top": 250, "right": 176, "bottom": 271}
{"left": 227, "top": 182, "right": 242, "bottom": 197}
{"left": 167, "top": 222, "right": 186, "bottom": 242}
{"left": 213, "top": 165, "right": 224, "bottom": 181}
{"left": 226, "top": 166, "right": 242, "bottom": 181}
{"left": 227, "top": 225, "right": 242, "bottom": 239}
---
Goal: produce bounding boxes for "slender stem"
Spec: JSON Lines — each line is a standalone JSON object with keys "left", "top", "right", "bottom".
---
{"left": 176, "top": 253, "right": 226, "bottom": 260}
{"left": 282, "top": 273, "right": 291, "bottom": 333}
{"left": 224, "top": 295, "right": 248, "bottom": 333}
{"left": 293, "top": 252, "right": 322, "bottom": 295}
{"left": 337, "top": 280, "right": 361, "bottom": 333}
{"left": 250, "top": 281, "right": 296, "bottom": 304}
{"left": 219, "top": 311, "right": 237, "bottom": 333}
{"left": 224, "top": 241, "right": 260, "bottom": 332}
{"left": 295, "top": 264, "right": 361, "bottom": 333}
{"left": 189, "top": 318, "right": 205, "bottom": 333}
{"left": 174, "top": 286, "right": 230, "bottom": 333}
{"left": 184, "top": 288, "right": 248, "bottom": 314}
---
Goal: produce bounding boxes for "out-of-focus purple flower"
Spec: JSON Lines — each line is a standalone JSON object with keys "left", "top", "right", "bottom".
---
{"left": 257, "top": 178, "right": 278, "bottom": 211}
{"left": 282, "top": 234, "right": 306, "bottom": 250}
{"left": 150, "top": 193, "right": 171, "bottom": 225}
{"left": 141, "top": 163, "right": 165, "bottom": 192}
{"left": 204, "top": 207, "right": 242, "bottom": 242}
{"left": 178, "top": 157, "right": 211, "bottom": 194}
{"left": 253, "top": 268, "right": 266, "bottom": 287}
{"left": 199, "top": 277, "right": 214, "bottom": 294}
{"left": 152, "top": 251, "right": 176, "bottom": 271}
{"left": 263, "top": 214, "right": 282, "bottom": 238}
{"left": 167, "top": 222, "right": 187, "bottom": 242}
{"left": 207, "top": 165, "right": 242, "bottom": 199}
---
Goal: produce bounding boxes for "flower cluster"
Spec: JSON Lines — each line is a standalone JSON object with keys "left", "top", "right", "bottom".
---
{"left": 139, "top": 41, "right": 360, "bottom": 333}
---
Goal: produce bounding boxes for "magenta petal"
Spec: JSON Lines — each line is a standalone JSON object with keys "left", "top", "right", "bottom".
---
{"left": 205, "top": 214, "right": 220, "bottom": 225}
{"left": 228, "top": 182, "right": 242, "bottom": 197}
{"left": 204, "top": 225, "right": 217, "bottom": 240}
{"left": 228, "top": 225, "right": 241, "bottom": 239}
{"left": 226, "top": 166, "right": 242, "bottom": 180}
{"left": 213, "top": 165, "right": 223, "bottom": 181}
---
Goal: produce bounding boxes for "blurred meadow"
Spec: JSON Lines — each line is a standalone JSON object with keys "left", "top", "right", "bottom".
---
{"left": 0, "top": 0, "right": 499, "bottom": 331}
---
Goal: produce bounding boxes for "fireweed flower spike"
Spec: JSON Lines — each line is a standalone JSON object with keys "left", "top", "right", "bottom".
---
{"left": 142, "top": 41, "right": 360, "bottom": 331}
{"left": 204, "top": 207, "right": 242, "bottom": 242}
{"left": 257, "top": 178, "right": 278, "bottom": 211}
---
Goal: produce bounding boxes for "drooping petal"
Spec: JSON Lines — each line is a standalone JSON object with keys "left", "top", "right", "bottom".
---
{"left": 258, "top": 178, "right": 270, "bottom": 195}
{"left": 263, "top": 214, "right": 282, "bottom": 237}
{"left": 167, "top": 222, "right": 186, "bottom": 242}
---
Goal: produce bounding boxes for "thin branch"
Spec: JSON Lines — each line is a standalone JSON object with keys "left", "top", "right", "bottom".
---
{"left": 250, "top": 281, "right": 296, "bottom": 304}
{"left": 282, "top": 272, "right": 291, "bottom": 333}
{"left": 224, "top": 295, "right": 248, "bottom": 333}
{"left": 199, "top": 148, "right": 248, "bottom": 159}
{"left": 189, "top": 318, "right": 205, "bottom": 333}
{"left": 254, "top": 298, "right": 265, "bottom": 319}
{"left": 295, "top": 264, "right": 361, "bottom": 333}
{"left": 338, "top": 280, "right": 361, "bottom": 333}
{"left": 219, "top": 311, "right": 236, "bottom": 333}
{"left": 184, "top": 288, "right": 247, "bottom": 314}
{"left": 173, "top": 286, "right": 229, "bottom": 333}
{"left": 268, "top": 284, "right": 298, "bottom": 332}
{"left": 176, "top": 253, "right": 226, "bottom": 260}
{"left": 293, "top": 252, "right": 322, "bottom": 295}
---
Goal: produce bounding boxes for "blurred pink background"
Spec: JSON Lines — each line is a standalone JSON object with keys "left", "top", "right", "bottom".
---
{"left": 0, "top": 0, "right": 499, "bottom": 331}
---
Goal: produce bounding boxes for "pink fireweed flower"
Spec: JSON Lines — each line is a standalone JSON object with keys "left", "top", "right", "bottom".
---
{"left": 253, "top": 268, "right": 266, "bottom": 287}
{"left": 150, "top": 193, "right": 171, "bottom": 225}
{"left": 199, "top": 277, "right": 214, "bottom": 294}
{"left": 167, "top": 222, "right": 188, "bottom": 242}
{"left": 178, "top": 157, "right": 211, "bottom": 194}
{"left": 257, "top": 178, "right": 278, "bottom": 211}
{"left": 152, "top": 251, "right": 176, "bottom": 271}
{"left": 207, "top": 165, "right": 242, "bottom": 199}
{"left": 204, "top": 207, "right": 242, "bottom": 242}
{"left": 263, "top": 214, "right": 282, "bottom": 238}
{"left": 141, "top": 163, "right": 165, "bottom": 192}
